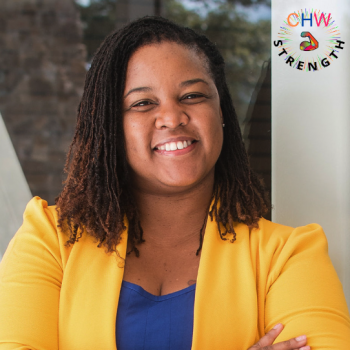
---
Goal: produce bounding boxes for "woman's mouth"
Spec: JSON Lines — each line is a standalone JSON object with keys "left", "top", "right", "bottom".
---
{"left": 154, "top": 140, "right": 195, "bottom": 151}
{"left": 153, "top": 140, "right": 198, "bottom": 155}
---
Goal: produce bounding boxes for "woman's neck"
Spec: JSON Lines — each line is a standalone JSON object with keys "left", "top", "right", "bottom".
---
{"left": 132, "top": 172, "right": 214, "bottom": 247}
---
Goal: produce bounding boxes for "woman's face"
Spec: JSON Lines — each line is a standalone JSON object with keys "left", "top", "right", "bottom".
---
{"left": 123, "top": 41, "right": 224, "bottom": 194}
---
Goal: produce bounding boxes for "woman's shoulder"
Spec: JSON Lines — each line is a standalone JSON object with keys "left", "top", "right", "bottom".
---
{"left": 14, "top": 196, "right": 117, "bottom": 269}
{"left": 23, "top": 195, "right": 57, "bottom": 221}
{"left": 251, "top": 217, "right": 327, "bottom": 248}
{"left": 248, "top": 217, "right": 330, "bottom": 283}
{"left": 2, "top": 196, "right": 72, "bottom": 269}
{"left": 19, "top": 196, "right": 62, "bottom": 241}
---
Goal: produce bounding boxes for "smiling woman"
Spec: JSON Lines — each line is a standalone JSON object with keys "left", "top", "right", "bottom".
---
{"left": 123, "top": 42, "right": 223, "bottom": 192}
{"left": 0, "top": 16, "right": 350, "bottom": 350}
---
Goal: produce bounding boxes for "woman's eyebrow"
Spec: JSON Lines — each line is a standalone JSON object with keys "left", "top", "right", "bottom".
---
{"left": 124, "top": 86, "right": 152, "bottom": 99}
{"left": 124, "top": 79, "right": 209, "bottom": 99}
{"left": 180, "top": 78, "right": 209, "bottom": 88}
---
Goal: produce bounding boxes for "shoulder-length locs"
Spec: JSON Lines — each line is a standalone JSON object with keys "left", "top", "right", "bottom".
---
{"left": 55, "top": 16, "right": 269, "bottom": 256}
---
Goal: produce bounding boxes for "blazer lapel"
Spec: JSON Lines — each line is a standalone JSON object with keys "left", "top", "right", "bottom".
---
{"left": 192, "top": 216, "right": 258, "bottom": 349}
{"left": 59, "top": 225, "right": 128, "bottom": 350}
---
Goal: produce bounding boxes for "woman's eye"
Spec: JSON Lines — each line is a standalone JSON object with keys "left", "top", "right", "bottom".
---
{"left": 132, "top": 100, "right": 152, "bottom": 107}
{"left": 184, "top": 94, "right": 203, "bottom": 100}
{"left": 182, "top": 94, "right": 207, "bottom": 102}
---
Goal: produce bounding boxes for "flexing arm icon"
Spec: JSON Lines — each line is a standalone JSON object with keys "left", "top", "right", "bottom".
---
{"left": 300, "top": 31, "right": 319, "bottom": 51}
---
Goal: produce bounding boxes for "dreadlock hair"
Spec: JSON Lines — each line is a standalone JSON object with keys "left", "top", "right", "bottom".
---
{"left": 55, "top": 16, "right": 269, "bottom": 258}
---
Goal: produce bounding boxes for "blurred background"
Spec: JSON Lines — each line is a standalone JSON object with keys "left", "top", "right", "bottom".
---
{"left": 0, "top": 0, "right": 271, "bottom": 201}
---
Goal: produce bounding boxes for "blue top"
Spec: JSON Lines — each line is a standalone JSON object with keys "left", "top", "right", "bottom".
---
{"left": 116, "top": 280, "right": 196, "bottom": 350}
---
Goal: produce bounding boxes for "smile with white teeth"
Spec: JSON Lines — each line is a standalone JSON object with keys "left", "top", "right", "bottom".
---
{"left": 156, "top": 140, "right": 194, "bottom": 151}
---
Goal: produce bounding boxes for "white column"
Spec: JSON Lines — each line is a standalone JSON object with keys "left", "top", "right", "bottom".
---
{"left": 272, "top": 0, "right": 350, "bottom": 305}
{"left": 0, "top": 112, "right": 32, "bottom": 259}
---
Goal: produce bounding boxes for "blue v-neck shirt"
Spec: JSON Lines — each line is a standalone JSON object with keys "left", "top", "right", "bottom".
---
{"left": 116, "top": 280, "right": 196, "bottom": 350}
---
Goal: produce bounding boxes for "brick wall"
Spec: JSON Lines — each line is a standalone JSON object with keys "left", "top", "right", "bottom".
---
{"left": 0, "top": 0, "right": 87, "bottom": 205}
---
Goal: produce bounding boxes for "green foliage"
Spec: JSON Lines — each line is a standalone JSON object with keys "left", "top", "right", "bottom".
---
{"left": 77, "top": 0, "right": 118, "bottom": 61}
{"left": 187, "top": 0, "right": 270, "bottom": 6}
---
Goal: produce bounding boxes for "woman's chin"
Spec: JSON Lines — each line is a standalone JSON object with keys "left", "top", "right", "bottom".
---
{"left": 130, "top": 166, "right": 215, "bottom": 195}
{"left": 154, "top": 170, "right": 214, "bottom": 193}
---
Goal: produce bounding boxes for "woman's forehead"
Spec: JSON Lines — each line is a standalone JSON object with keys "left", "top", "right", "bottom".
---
{"left": 124, "top": 42, "right": 212, "bottom": 87}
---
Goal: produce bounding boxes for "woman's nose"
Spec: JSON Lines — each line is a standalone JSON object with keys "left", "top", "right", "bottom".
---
{"left": 154, "top": 100, "right": 189, "bottom": 129}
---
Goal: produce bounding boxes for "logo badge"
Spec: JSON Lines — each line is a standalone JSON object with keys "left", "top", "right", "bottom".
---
{"left": 274, "top": 9, "right": 345, "bottom": 72}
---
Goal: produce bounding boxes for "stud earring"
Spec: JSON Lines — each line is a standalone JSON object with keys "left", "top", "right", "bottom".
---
{"left": 222, "top": 123, "right": 225, "bottom": 127}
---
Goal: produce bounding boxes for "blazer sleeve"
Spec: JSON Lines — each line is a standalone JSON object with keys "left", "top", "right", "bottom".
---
{"left": 0, "top": 197, "right": 63, "bottom": 350}
{"left": 264, "top": 223, "right": 350, "bottom": 348}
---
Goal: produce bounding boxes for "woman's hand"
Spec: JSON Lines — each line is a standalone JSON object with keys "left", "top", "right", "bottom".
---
{"left": 248, "top": 324, "right": 310, "bottom": 350}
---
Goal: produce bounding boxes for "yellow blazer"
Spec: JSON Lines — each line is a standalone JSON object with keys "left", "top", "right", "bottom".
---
{"left": 0, "top": 196, "right": 350, "bottom": 349}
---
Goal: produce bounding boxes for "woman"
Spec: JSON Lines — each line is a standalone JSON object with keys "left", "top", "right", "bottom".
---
{"left": 0, "top": 16, "right": 349, "bottom": 350}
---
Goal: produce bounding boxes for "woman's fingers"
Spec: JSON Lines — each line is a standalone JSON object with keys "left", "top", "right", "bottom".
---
{"left": 248, "top": 323, "right": 309, "bottom": 350}
{"left": 251, "top": 323, "right": 284, "bottom": 348}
